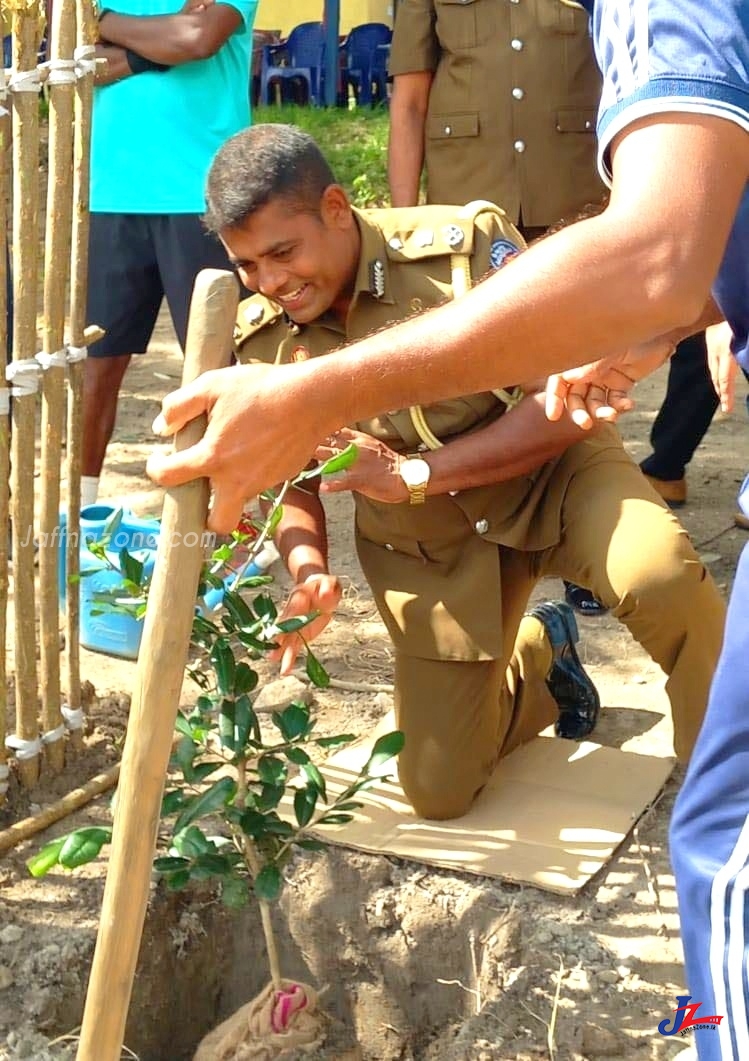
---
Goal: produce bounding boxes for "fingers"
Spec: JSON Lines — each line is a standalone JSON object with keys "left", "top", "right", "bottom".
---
{"left": 544, "top": 374, "right": 568, "bottom": 422}
{"left": 151, "top": 375, "right": 215, "bottom": 438}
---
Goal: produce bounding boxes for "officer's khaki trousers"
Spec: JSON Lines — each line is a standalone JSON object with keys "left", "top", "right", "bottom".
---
{"left": 395, "top": 457, "right": 726, "bottom": 821}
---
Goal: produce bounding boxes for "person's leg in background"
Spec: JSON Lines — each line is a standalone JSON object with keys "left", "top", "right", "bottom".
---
{"left": 640, "top": 332, "right": 717, "bottom": 508}
{"left": 669, "top": 544, "right": 749, "bottom": 1061}
{"left": 83, "top": 213, "right": 163, "bottom": 506}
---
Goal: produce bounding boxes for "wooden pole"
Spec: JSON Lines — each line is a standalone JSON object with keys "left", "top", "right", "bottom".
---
{"left": 0, "top": 61, "right": 10, "bottom": 807}
{"left": 76, "top": 269, "right": 238, "bottom": 1061}
{"left": 39, "top": 0, "right": 77, "bottom": 775}
{"left": 9, "top": 0, "right": 44, "bottom": 789}
{"left": 65, "top": 0, "right": 97, "bottom": 754}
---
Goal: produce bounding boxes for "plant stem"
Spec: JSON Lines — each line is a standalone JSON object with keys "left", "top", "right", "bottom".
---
{"left": 243, "top": 837, "right": 283, "bottom": 989}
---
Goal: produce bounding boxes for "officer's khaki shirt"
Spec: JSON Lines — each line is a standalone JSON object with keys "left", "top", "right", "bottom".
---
{"left": 235, "top": 204, "right": 626, "bottom": 662}
{"left": 389, "top": 0, "right": 605, "bottom": 226}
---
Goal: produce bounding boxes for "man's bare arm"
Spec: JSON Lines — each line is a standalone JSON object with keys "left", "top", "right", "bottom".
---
{"left": 388, "top": 71, "right": 432, "bottom": 207}
{"left": 98, "top": 3, "right": 241, "bottom": 65}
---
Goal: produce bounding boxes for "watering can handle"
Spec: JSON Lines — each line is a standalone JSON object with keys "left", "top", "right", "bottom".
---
{"left": 76, "top": 269, "right": 239, "bottom": 1061}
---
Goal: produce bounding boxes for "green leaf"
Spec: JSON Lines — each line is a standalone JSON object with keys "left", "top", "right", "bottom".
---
{"left": 363, "top": 730, "right": 405, "bottom": 775}
{"left": 233, "top": 695, "right": 255, "bottom": 753}
{"left": 173, "top": 776, "right": 237, "bottom": 834}
{"left": 253, "top": 594, "right": 278, "bottom": 624}
{"left": 119, "top": 548, "right": 144, "bottom": 587}
{"left": 165, "top": 869, "right": 191, "bottom": 890}
{"left": 221, "top": 876, "right": 250, "bottom": 909}
{"left": 161, "top": 789, "right": 187, "bottom": 817}
{"left": 27, "top": 837, "right": 67, "bottom": 878}
{"left": 319, "top": 443, "right": 358, "bottom": 475}
{"left": 233, "top": 662, "right": 259, "bottom": 696}
{"left": 295, "top": 838, "right": 326, "bottom": 852}
{"left": 210, "top": 639, "right": 236, "bottom": 696}
{"left": 254, "top": 864, "right": 282, "bottom": 902}
{"left": 174, "top": 713, "right": 193, "bottom": 739}
{"left": 301, "top": 762, "right": 327, "bottom": 801}
{"left": 305, "top": 643, "right": 330, "bottom": 688}
{"left": 222, "top": 592, "right": 255, "bottom": 631}
{"left": 58, "top": 827, "right": 112, "bottom": 869}
{"left": 240, "top": 809, "right": 273, "bottom": 838}
{"left": 273, "top": 702, "right": 311, "bottom": 742}
{"left": 257, "top": 756, "right": 287, "bottom": 786}
{"left": 153, "top": 856, "right": 190, "bottom": 874}
{"left": 257, "top": 782, "right": 285, "bottom": 812}
{"left": 316, "top": 812, "right": 354, "bottom": 826}
{"left": 294, "top": 787, "right": 317, "bottom": 828}
{"left": 173, "top": 735, "right": 197, "bottom": 779}
{"left": 315, "top": 734, "right": 356, "bottom": 750}
{"left": 275, "top": 614, "right": 315, "bottom": 634}
{"left": 173, "top": 826, "right": 214, "bottom": 859}
{"left": 286, "top": 746, "right": 310, "bottom": 766}
{"left": 190, "top": 853, "right": 233, "bottom": 880}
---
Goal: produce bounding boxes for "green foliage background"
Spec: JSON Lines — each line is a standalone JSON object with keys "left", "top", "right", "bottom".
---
{"left": 253, "top": 105, "right": 391, "bottom": 209}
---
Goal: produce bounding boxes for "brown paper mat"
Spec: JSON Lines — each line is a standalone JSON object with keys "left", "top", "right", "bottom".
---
{"left": 283, "top": 733, "right": 673, "bottom": 896}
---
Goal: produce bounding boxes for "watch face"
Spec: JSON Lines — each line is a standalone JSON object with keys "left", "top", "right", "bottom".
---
{"left": 401, "top": 458, "right": 430, "bottom": 487}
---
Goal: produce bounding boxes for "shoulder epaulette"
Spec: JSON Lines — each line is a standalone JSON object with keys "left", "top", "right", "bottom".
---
{"left": 367, "top": 200, "right": 522, "bottom": 262}
{"left": 233, "top": 294, "right": 284, "bottom": 352}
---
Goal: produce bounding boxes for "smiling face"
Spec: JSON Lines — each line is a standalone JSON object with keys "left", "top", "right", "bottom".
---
{"left": 221, "top": 185, "right": 361, "bottom": 325}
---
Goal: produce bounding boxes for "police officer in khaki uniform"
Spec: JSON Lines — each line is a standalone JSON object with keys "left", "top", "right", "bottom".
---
{"left": 206, "top": 124, "right": 725, "bottom": 821}
{"left": 388, "top": 0, "right": 605, "bottom": 229}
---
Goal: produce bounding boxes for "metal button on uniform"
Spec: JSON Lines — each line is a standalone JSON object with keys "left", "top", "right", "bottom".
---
{"left": 475, "top": 519, "right": 489, "bottom": 535}
{"left": 514, "top": 140, "right": 526, "bottom": 153}
{"left": 512, "top": 87, "right": 524, "bottom": 100}
{"left": 384, "top": 543, "right": 395, "bottom": 551}
{"left": 388, "top": 236, "right": 404, "bottom": 251}
{"left": 510, "top": 0, "right": 520, "bottom": 4}
{"left": 585, "top": 120, "right": 593, "bottom": 130}
{"left": 511, "top": 38, "right": 523, "bottom": 51}
{"left": 444, "top": 125, "right": 452, "bottom": 135}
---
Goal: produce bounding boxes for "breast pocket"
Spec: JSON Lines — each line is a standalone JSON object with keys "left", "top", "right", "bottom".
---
{"left": 434, "top": 0, "right": 480, "bottom": 51}
{"left": 426, "top": 110, "right": 479, "bottom": 142}
{"left": 535, "top": 0, "right": 588, "bottom": 35}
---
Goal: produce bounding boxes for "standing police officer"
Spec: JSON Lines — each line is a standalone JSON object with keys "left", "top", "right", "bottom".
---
{"left": 387, "top": 0, "right": 605, "bottom": 233}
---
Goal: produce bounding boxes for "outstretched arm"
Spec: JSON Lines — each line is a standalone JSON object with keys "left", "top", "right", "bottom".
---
{"left": 148, "top": 114, "right": 749, "bottom": 530}
{"left": 388, "top": 71, "right": 432, "bottom": 207}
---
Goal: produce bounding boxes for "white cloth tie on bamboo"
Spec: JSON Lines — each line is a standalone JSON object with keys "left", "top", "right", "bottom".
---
{"left": 61, "top": 704, "right": 85, "bottom": 732}
{"left": 5, "top": 734, "right": 43, "bottom": 761}
{"left": 7, "top": 68, "right": 42, "bottom": 94}
{"left": 73, "top": 45, "right": 97, "bottom": 78}
{"left": 66, "top": 344, "right": 88, "bottom": 363}
{"left": 6, "top": 360, "right": 41, "bottom": 397}
{"left": 0, "top": 389, "right": 9, "bottom": 415}
{"left": 42, "top": 724, "right": 67, "bottom": 744}
{"left": 0, "top": 763, "right": 9, "bottom": 797}
{"left": 0, "top": 73, "right": 8, "bottom": 117}
{"left": 40, "top": 59, "right": 78, "bottom": 86}
{"left": 37, "top": 348, "right": 69, "bottom": 370}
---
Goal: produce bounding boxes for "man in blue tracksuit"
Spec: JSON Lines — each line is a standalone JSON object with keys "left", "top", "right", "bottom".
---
{"left": 148, "top": 6, "right": 749, "bottom": 1053}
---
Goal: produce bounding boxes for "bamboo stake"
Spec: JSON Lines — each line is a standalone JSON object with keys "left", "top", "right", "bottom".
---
{"left": 39, "top": 0, "right": 76, "bottom": 775}
{"left": 76, "top": 269, "right": 238, "bottom": 1061}
{"left": 0, "top": 762, "right": 120, "bottom": 855}
{"left": 65, "top": 0, "right": 96, "bottom": 754}
{"left": 9, "top": 0, "right": 44, "bottom": 789}
{"left": 0, "top": 61, "right": 10, "bottom": 808}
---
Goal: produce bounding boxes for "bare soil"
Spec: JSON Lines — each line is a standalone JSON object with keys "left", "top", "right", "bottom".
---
{"left": 1, "top": 309, "right": 747, "bottom": 1061}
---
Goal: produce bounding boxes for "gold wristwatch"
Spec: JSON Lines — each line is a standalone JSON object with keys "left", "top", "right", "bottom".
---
{"left": 399, "top": 457, "right": 431, "bottom": 505}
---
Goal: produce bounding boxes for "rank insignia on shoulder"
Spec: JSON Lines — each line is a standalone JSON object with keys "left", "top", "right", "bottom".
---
{"left": 442, "top": 224, "right": 465, "bottom": 249}
{"left": 369, "top": 259, "right": 386, "bottom": 298}
{"left": 243, "top": 302, "right": 265, "bottom": 325}
{"left": 388, "top": 236, "right": 404, "bottom": 251}
{"left": 413, "top": 229, "right": 434, "bottom": 248}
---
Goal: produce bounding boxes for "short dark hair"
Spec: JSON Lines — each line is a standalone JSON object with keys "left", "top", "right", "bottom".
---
{"left": 204, "top": 124, "right": 337, "bottom": 233}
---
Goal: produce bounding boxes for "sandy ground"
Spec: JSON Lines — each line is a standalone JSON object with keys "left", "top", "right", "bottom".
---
{"left": 0, "top": 308, "right": 748, "bottom": 1060}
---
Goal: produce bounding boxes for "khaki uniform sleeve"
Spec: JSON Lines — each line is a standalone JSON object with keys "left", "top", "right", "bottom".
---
{"left": 233, "top": 295, "right": 287, "bottom": 366}
{"left": 388, "top": 0, "right": 439, "bottom": 76}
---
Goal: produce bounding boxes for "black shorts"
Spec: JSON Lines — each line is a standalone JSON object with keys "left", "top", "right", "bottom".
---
{"left": 86, "top": 212, "right": 237, "bottom": 357}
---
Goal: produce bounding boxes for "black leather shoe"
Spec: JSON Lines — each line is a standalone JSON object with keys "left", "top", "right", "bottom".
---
{"left": 528, "top": 600, "right": 601, "bottom": 740}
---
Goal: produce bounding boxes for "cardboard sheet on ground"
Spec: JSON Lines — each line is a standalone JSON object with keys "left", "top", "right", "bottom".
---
{"left": 285, "top": 731, "right": 673, "bottom": 896}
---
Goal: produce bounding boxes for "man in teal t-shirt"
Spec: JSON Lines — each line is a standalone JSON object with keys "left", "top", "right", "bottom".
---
{"left": 82, "top": 0, "right": 257, "bottom": 507}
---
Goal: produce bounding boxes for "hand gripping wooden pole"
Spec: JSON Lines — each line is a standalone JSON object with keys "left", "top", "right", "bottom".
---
{"left": 75, "top": 269, "right": 238, "bottom": 1061}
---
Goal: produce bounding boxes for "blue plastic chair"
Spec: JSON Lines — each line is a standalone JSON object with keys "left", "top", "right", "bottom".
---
{"left": 259, "top": 21, "right": 326, "bottom": 106}
{"left": 341, "top": 23, "right": 392, "bottom": 107}
{"left": 3, "top": 35, "right": 12, "bottom": 69}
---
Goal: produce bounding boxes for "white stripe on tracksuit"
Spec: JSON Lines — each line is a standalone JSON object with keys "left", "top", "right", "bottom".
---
{"left": 710, "top": 816, "right": 749, "bottom": 1059}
